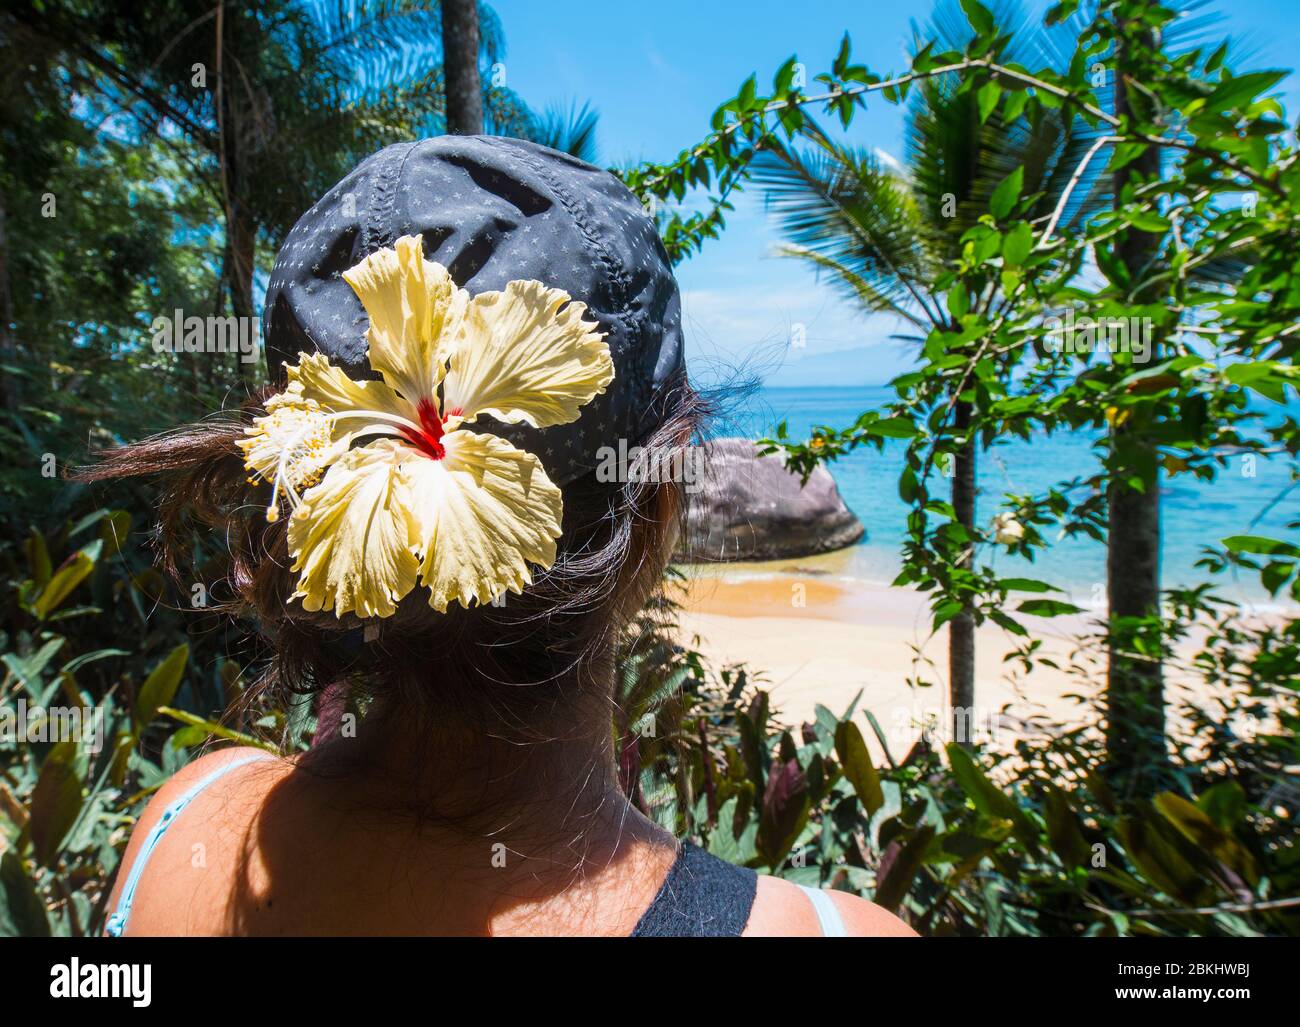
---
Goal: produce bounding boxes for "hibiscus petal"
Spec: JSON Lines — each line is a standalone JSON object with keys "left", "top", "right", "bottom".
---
{"left": 342, "top": 234, "right": 465, "bottom": 404}
{"left": 242, "top": 354, "right": 425, "bottom": 521}
{"left": 287, "top": 351, "right": 416, "bottom": 425}
{"left": 405, "top": 429, "right": 563, "bottom": 612}
{"left": 441, "top": 280, "right": 613, "bottom": 429}
{"left": 287, "top": 439, "right": 423, "bottom": 619}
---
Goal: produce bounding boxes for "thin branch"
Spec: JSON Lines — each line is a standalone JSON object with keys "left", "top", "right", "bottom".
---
{"left": 639, "top": 58, "right": 1119, "bottom": 195}
{"left": 1038, "top": 135, "right": 1121, "bottom": 248}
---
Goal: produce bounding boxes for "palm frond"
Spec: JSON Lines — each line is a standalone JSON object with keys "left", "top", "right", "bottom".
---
{"left": 753, "top": 125, "right": 941, "bottom": 326}
{"left": 519, "top": 100, "right": 600, "bottom": 162}
{"left": 905, "top": 0, "right": 1111, "bottom": 252}
{"left": 776, "top": 245, "right": 928, "bottom": 328}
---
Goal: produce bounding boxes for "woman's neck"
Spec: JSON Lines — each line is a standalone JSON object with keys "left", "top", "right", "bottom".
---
{"left": 271, "top": 695, "right": 677, "bottom": 933}
{"left": 307, "top": 691, "right": 651, "bottom": 856}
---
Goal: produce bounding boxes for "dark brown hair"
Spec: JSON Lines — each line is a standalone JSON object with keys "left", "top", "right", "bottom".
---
{"left": 76, "top": 374, "right": 707, "bottom": 748}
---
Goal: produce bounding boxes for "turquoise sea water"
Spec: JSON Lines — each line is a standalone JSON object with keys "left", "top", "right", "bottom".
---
{"left": 715, "top": 385, "right": 1299, "bottom": 608}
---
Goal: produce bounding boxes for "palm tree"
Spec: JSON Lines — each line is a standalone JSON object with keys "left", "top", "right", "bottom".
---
{"left": 752, "top": 0, "right": 1108, "bottom": 743}
{"left": 16, "top": 0, "right": 592, "bottom": 388}
{"left": 441, "top": 0, "right": 484, "bottom": 134}
{"left": 1099, "top": 1, "right": 1239, "bottom": 795}
{"left": 523, "top": 101, "right": 601, "bottom": 165}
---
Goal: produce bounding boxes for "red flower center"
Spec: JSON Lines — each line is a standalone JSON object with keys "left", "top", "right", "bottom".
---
{"left": 400, "top": 398, "right": 448, "bottom": 460}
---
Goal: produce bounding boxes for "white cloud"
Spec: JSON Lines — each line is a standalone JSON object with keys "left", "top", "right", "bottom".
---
{"left": 680, "top": 284, "right": 916, "bottom": 386}
{"left": 873, "top": 147, "right": 904, "bottom": 171}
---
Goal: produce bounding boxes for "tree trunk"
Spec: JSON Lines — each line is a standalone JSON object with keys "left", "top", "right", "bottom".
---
{"left": 214, "top": 3, "right": 259, "bottom": 393}
{"left": 441, "top": 0, "right": 483, "bottom": 135}
{"left": 1104, "top": 443, "right": 1164, "bottom": 791}
{"left": 950, "top": 400, "right": 977, "bottom": 747}
{"left": 227, "top": 200, "right": 259, "bottom": 388}
{"left": 1105, "top": 20, "right": 1167, "bottom": 796}
{"left": 217, "top": 82, "right": 259, "bottom": 390}
{"left": 0, "top": 185, "right": 16, "bottom": 412}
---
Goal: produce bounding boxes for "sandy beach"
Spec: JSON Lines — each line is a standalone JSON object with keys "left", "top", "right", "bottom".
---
{"left": 669, "top": 548, "right": 1277, "bottom": 760}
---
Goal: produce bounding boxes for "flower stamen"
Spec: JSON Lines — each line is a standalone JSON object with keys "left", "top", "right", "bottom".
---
{"left": 251, "top": 407, "right": 425, "bottom": 522}
{"left": 397, "top": 397, "right": 448, "bottom": 460}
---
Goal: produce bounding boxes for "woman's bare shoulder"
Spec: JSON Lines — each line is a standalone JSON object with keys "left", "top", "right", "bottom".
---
{"left": 132, "top": 746, "right": 288, "bottom": 827}
{"left": 743, "top": 874, "right": 918, "bottom": 937}
{"left": 105, "top": 746, "right": 290, "bottom": 933}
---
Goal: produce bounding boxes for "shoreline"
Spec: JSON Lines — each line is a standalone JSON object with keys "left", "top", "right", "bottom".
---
{"left": 668, "top": 556, "right": 1286, "bottom": 760}
{"left": 675, "top": 543, "right": 1300, "bottom": 617}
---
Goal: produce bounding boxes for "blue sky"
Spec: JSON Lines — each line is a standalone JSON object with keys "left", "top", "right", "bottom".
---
{"left": 492, "top": 0, "right": 1300, "bottom": 387}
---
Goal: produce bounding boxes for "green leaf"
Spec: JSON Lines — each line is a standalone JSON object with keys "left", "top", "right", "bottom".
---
{"left": 1155, "top": 792, "right": 1258, "bottom": 885}
{"left": 1262, "top": 561, "right": 1294, "bottom": 596}
{"left": 1128, "top": 211, "right": 1171, "bottom": 233}
{"left": 899, "top": 465, "right": 920, "bottom": 504}
{"left": 773, "top": 55, "right": 799, "bottom": 95}
{"left": 737, "top": 74, "right": 757, "bottom": 112}
{"left": 835, "top": 721, "right": 884, "bottom": 816}
{"left": 832, "top": 32, "right": 852, "bottom": 77}
{"left": 1001, "top": 222, "right": 1033, "bottom": 267}
{"left": 1222, "top": 535, "right": 1300, "bottom": 559}
{"left": 988, "top": 609, "right": 1027, "bottom": 636}
{"left": 932, "top": 599, "right": 964, "bottom": 630}
{"left": 869, "top": 417, "right": 918, "bottom": 439}
{"left": 975, "top": 228, "right": 1003, "bottom": 264}
{"left": 1002, "top": 88, "right": 1029, "bottom": 122}
{"left": 61, "top": 647, "right": 130, "bottom": 676}
{"left": 30, "top": 742, "right": 83, "bottom": 867}
{"left": 1043, "top": 788, "right": 1090, "bottom": 869}
{"left": 959, "top": 0, "right": 995, "bottom": 36}
{"left": 1207, "top": 70, "right": 1285, "bottom": 113}
{"left": 32, "top": 545, "right": 100, "bottom": 620}
{"left": 1107, "top": 141, "right": 1149, "bottom": 173}
{"left": 706, "top": 797, "right": 757, "bottom": 864}
{"left": 0, "top": 853, "right": 50, "bottom": 937}
{"left": 24, "top": 531, "right": 51, "bottom": 588}
{"left": 977, "top": 80, "right": 1001, "bottom": 123}
{"left": 67, "top": 509, "right": 110, "bottom": 538}
{"left": 1094, "top": 242, "right": 1132, "bottom": 289}
{"left": 946, "top": 744, "right": 1038, "bottom": 853}
{"left": 756, "top": 757, "right": 810, "bottom": 869}
{"left": 947, "top": 286, "right": 970, "bottom": 319}
{"left": 948, "top": 744, "right": 1015, "bottom": 819}
{"left": 1017, "top": 599, "right": 1084, "bottom": 617}
{"left": 989, "top": 167, "right": 1024, "bottom": 220}
{"left": 1045, "top": 0, "right": 1079, "bottom": 25}
{"left": 100, "top": 510, "right": 132, "bottom": 556}
{"left": 874, "top": 825, "right": 935, "bottom": 912}
{"left": 999, "top": 578, "right": 1062, "bottom": 593}
{"left": 1115, "top": 814, "right": 1206, "bottom": 904}
{"left": 2, "top": 638, "right": 66, "bottom": 696}
{"left": 863, "top": 710, "right": 898, "bottom": 769}
{"left": 134, "top": 644, "right": 190, "bottom": 731}
{"left": 1223, "top": 361, "right": 1276, "bottom": 386}
{"left": 1196, "top": 781, "right": 1246, "bottom": 830}
{"left": 912, "top": 41, "right": 935, "bottom": 75}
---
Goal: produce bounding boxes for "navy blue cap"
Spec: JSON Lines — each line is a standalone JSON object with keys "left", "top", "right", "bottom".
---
{"left": 262, "top": 135, "right": 685, "bottom": 486}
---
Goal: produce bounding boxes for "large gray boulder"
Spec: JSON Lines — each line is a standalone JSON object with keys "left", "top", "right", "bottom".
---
{"left": 681, "top": 437, "right": 865, "bottom": 562}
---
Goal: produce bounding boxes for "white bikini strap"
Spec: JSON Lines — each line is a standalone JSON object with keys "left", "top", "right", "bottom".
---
{"left": 798, "top": 885, "right": 848, "bottom": 937}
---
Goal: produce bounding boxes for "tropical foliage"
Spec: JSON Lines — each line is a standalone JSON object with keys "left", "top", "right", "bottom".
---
{"left": 1, "top": 0, "right": 1297, "bottom": 937}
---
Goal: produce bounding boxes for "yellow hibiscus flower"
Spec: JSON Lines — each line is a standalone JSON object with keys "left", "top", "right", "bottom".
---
{"left": 239, "top": 235, "right": 614, "bottom": 617}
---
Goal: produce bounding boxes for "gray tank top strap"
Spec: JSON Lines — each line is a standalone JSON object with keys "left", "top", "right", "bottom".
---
{"left": 630, "top": 842, "right": 758, "bottom": 937}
